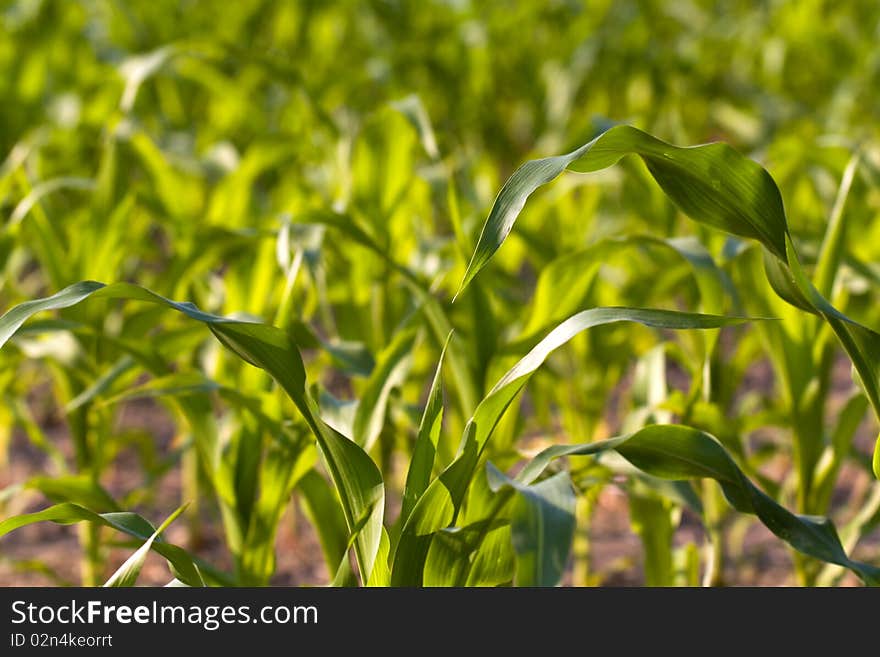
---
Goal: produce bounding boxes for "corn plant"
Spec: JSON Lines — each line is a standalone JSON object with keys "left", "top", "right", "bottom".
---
{"left": 2, "top": 0, "right": 879, "bottom": 588}
{"left": 2, "top": 123, "right": 879, "bottom": 586}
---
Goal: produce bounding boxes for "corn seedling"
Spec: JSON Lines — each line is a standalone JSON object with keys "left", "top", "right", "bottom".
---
{"left": 2, "top": 1, "right": 879, "bottom": 588}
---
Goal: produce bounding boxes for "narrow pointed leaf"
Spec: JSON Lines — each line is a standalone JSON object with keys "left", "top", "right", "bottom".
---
{"left": 0, "top": 503, "right": 204, "bottom": 586}
{"left": 104, "top": 504, "right": 187, "bottom": 587}
{"left": 457, "top": 124, "right": 788, "bottom": 296}
{"left": 458, "top": 124, "right": 880, "bottom": 473}
{"left": 518, "top": 425, "right": 880, "bottom": 585}
{"left": 392, "top": 307, "right": 751, "bottom": 584}
{"left": 0, "top": 281, "right": 385, "bottom": 582}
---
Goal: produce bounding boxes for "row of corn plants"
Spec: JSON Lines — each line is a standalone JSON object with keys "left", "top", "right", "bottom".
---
{"left": 3, "top": 122, "right": 879, "bottom": 585}
{"left": 1, "top": 0, "right": 879, "bottom": 586}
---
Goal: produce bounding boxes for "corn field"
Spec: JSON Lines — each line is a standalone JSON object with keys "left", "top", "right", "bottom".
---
{"left": 2, "top": 0, "right": 880, "bottom": 588}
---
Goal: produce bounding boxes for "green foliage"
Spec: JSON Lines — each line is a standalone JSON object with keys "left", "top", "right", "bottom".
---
{"left": 2, "top": 0, "right": 879, "bottom": 587}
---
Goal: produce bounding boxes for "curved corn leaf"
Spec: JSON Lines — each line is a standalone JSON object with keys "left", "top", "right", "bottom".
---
{"left": 65, "top": 355, "right": 136, "bottom": 413}
{"left": 457, "top": 124, "right": 788, "bottom": 297}
{"left": 390, "top": 94, "right": 440, "bottom": 160}
{"left": 814, "top": 152, "right": 859, "bottom": 300}
{"left": 423, "top": 462, "right": 514, "bottom": 587}
{"left": 104, "top": 504, "right": 187, "bottom": 587}
{"left": 486, "top": 464, "right": 576, "bottom": 587}
{"left": 423, "top": 518, "right": 512, "bottom": 586}
{"left": 457, "top": 124, "right": 880, "bottom": 475}
{"left": 366, "top": 529, "right": 392, "bottom": 587}
{"left": 0, "top": 281, "right": 384, "bottom": 583}
{"left": 516, "top": 425, "right": 880, "bottom": 585}
{"left": 391, "top": 307, "right": 751, "bottom": 584}
{"left": 0, "top": 502, "right": 203, "bottom": 586}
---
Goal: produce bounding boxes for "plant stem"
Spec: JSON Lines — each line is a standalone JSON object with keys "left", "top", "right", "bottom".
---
{"left": 701, "top": 479, "right": 725, "bottom": 587}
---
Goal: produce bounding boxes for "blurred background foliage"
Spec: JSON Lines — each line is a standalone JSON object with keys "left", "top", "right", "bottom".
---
{"left": 1, "top": 0, "right": 879, "bottom": 586}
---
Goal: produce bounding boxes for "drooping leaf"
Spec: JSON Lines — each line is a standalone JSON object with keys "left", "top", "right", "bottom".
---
{"left": 457, "top": 125, "right": 788, "bottom": 297}
{"left": 517, "top": 425, "right": 880, "bottom": 585}
{"left": 0, "top": 281, "right": 385, "bottom": 582}
{"left": 0, "top": 503, "right": 204, "bottom": 586}
{"left": 457, "top": 124, "right": 880, "bottom": 475}
{"left": 391, "top": 307, "right": 751, "bottom": 584}
{"left": 104, "top": 504, "right": 188, "bottom": 587}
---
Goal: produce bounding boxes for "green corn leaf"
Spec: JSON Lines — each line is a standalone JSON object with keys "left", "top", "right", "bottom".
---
{"left": 423, "top": 462, "right": 514, "bottom": 587}
{"left": 297, "top": 471, "right": 350, "bottom": 577}
{"left": 352, "top": 326, "right": 417, "bottom": 450}
{"left": 330, "top": 550, "right": 358, "bottom": 588}
{"left": 239, "top": 440, "right": 315, "bottom": 586}
{"left": 457, "top": 124, "right": 880, "bottom": 475}
{"left": 423, "top": 519, "right": 512, "bottom": 586}
{"left": 104, "top": 504, "right": 188, "bottom": 587}
{"left": 289, "top": 320, "right": 375, "bottom": 377}
{"left": 0, "top": 281, "right": 385, "bottom": 583}
{"left": 24, "top": 475, "right": 120, "bottom": 513}
{"left": 399, "top": 334, "right": 449, "bottom": 527}
{"left": 456, "top": 125, "right": 788, "bottom": 298}
{"left": 98, "top": 371, "right": 222, "bottom": 405}
{"left": 65, "top": 355, "right": 136, "bottom": 413}
{"left": 517, "top": 425, "right": 880, "bottom": 585}
{"left": 814, "top": 152, "right": 859, "bottom": 300}
{"left": 514, "top": 234, "right": 729, "bottom": 347}
{"left": 0, "top": 503, "right": 204, "bottom": 586}
{"left": 366, "top": 529, "right": 392, "bottom": 587}
{"left": 9, "top": 177, "right": 96, "bottom": 227}
{"left": 391, "top": 307, "right": 751, "bottom": 585}
{"left": 486, "top": 464, "right": 576, "bottom": 587}
{"left": 390, "top": 94, "right": 440, "bottom": 160}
